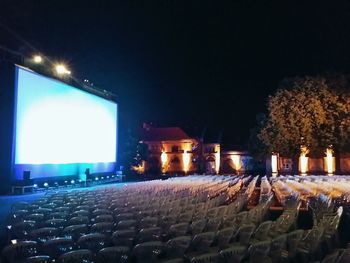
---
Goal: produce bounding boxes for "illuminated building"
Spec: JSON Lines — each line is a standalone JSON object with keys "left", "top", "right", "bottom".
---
{"left": 140, "top": 124, "right": 198, "bottom": 174}
{"left": 140, "top": 122, "right": 256, "bottom": 175}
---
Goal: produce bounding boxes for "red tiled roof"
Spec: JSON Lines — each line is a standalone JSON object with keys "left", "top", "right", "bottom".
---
{"left": 141, "top": 127, "right": 192, "bottom": 141}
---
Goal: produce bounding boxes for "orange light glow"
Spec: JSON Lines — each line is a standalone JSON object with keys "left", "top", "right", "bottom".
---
{"left": 299, "top": 146, "right": 309, "bottom": 175}
{"left": 131, "top": 161, "right": 145, "bottom": 174}
{"left": 183, "top": 151, "right": 190, "bottom": 174}
{"left": 325, "top": 148, "right": 334, "bottom": 175}
{"left": 271, "top": 153, "right": 278, "bottom": 177}
{"left": 231, "top": 155, "right": 241, "bottom": 172}
{"left": 215, "top": 151, "right": 220, "bottom": 174}
{"left": 161, "top": 151, "right": 168, "bottom": 173}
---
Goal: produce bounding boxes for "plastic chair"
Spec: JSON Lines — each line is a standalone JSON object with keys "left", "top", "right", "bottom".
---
{"left": 1, "top": 241, "right": 38, "bottom": 263}
{"left": 248, "top": 240, "right": 271, "bottom": 263}
{"left": 54, "top": 207, "right": 70, "bottom": 214}
{"left": 166, "top": 236, "right": 192, "bottom": 258}
{"left": 25, "top": 213, "right": 45, "bottom": 223}
{"left": 11, "top": 202, "right": 30, "bottom": 211}
{"left": 92, "top": 209, "right": 112, "bottom": 216}
{"left": 42, "top": 237, "right": 74, "bottom": 259}
{"left": 97, "top": 246, "right": 130, "bottom": 263}
{"left": 216, "top": 227, "right": 236, "bottom": 249}
{"left": 116, "top": 219, "right": 137, "bottom": 230}
{"left": 132, "top": 241, "right": 165, "bottom": 263}
{"left": 177, "top": 212, "right": 193, "bottom": 223}
{"left": 115, "top": 213, "right": 134, "bottom": 222}
{"left": 219, "top": 245, "right": 247, "bottom": 263}
{"left": 91, "top": 222, "right": 114, "bottom": 235}
{"left": 161, "top": 215, "right": 177, "bottom": 230}
{"left": 10, "top": 210, "right": 29, "bottom": 223}
{"left": 68, "top": 216, "right": 89, "bottom": 225}
{"left": 337, "top": 248, "right": 350, "bottom": 263}
{"left": 93, "top": 214, "right": 114, "bottom": 223}
{"left": 234, "top": 224, "right": 255, "bottom": 246}
{"left": 47, "top": 212, "right": 67, "bottom": 220}
{"left": 297, "top": 227, "right": 324, "bottom": 263}
{"left": 190, "top": 231, "right": 216, "bottom": 253}
{"left": 252, "top": 221, "right": 272, "bottom": 242}
{"left": 205, "top": 218, "right": 222, "bottom": 232}
{"left": 193, "top": 211, "right": 206, "bottom": 222}
{"left": 30, "top": 227, "right": 59, "bottom": 243}
{"left": 77, "top": 233, "right": 108, "bottom": 252}
{"left": 269, "top": 234, "right": 287, "bottom": 263}
{"left": 191, "top": 219, "right": 207, "bottom": 235}
{"left": 33, "top": 208, "right": 53, "bottom": 216}
{"left": 190, "top": 252, "right": 219, "bottom": 263}
{"left": 137, "top": 227, "right": 162, "bottom": 243}
{"left": 75, "top": 205, "right": 90, "bottom": 211}
{"left": 10, "top": 220, "right": 36, "bottom": 239}
{"left": 139, "top": 217, "right": 158, "bottom": 228}
{"left": 321, "top": 251, "right": 340, "bottom": 263}
{"left": 206, "top": 207, "right": 219, "bottom": 218}
{"left": 58, "top": 249, "right": 94, "bottom": 263}
{"left": 45, "top": 219, "right": 66, "bottom": 229}
{"left": 286, "top": 229, "right": 304, "bottom": 258}
{"left": 24, "top": 255, "right": 51, "bottom": 263}
{"left": 71, "top": 210, "right": 90, "bottom": 218}
{"left": 63, "top": 224, "right": 88, "bottom": 241}
{"left": 162, "top": 258, "right": 184, "bottom": 263}
{"left": 112, "top": 229, "right": 136, "bottom": 248}
{"left": 323, "top": 207, "right": 343, "bottom": 250}
{"left": 234, "top": 212, "right": 248, "bottom": 226}
{"left": 169, "top": 223, "right": 189, "bottom": 237}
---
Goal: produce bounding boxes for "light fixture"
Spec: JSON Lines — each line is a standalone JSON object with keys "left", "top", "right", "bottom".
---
{"left": 325, "top": 147, "right": 335, "bottom": 175}
{"left": 183, "top": 151, "right": 191, "bottom": 174}
{"left": 32, "top": 55, "right": 43, "bottom": 64}
{"left": 55, "top": 64, "right": 71, "bottom": 75}
{"left": 299, "top": 146, "right": 309, "bottom": 176}
{"left": 271, "top": 153, "right": 278, "bottom": 177}
{"left": 43, "top": 182, "right": 49, "bottom": 187}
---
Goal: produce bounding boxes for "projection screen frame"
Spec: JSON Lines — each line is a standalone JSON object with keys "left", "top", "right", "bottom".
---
{"left": 11, "top": 65, "right": 118, "bottom": 181}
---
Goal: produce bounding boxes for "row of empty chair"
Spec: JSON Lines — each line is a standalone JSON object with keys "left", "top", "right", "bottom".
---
{"left": 1, "top": 174, "right": 348, "bottom": 263}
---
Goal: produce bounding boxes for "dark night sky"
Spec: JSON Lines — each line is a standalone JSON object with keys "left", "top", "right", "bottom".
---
{"left": 1, "top": 0, "right": 350, "bottom": 149}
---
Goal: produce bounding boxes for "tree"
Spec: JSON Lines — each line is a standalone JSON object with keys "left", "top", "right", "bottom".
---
{"left": 257, "top": 76, "right": 350, "bottom": 158}
{"left": 248, "top": 113, "right": 268, "bottom": 159}
{"left": 118, "top": 128, "right": 145, "bottom": 173}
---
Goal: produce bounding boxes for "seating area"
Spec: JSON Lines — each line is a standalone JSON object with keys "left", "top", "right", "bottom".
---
{"left": 1, "top": 175, "right": 349, "bottom": 263}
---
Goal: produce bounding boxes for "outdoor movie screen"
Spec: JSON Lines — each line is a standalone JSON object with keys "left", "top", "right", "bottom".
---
{"left": 13, "top": 66, "right": 117, "bottom": 180}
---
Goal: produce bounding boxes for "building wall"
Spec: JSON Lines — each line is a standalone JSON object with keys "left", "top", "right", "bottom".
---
{"left": 340, "top": 154, "right": 350, "bottom": 174}
{"left": 142, "top": 139, "right": 260, "bottom": 175}
{"left": 220, "top": 151, "right": 253, "bottom": 174}
{"left": 266, "top": 154, "right": 350, "bottom": 175}
{"left": 144, "top": 140, "right": 197, "bottom": 174}
{"left": 308, "top": 158, "right": 324, "bottom": 173}
{"left": 203, "top": 143, "right": 220, "bottom": 174}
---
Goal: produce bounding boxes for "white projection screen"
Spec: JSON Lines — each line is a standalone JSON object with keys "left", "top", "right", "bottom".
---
{"left": 13, "top": 66, "right": 117, "bottom": 179}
